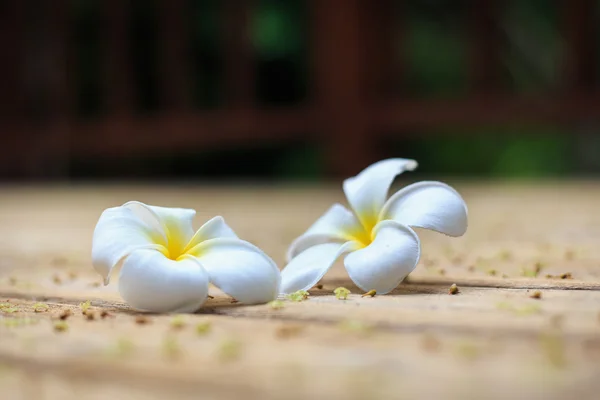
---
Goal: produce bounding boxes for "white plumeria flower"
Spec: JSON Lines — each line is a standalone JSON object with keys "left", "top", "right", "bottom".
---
{"left": 92, "top": 201, "right": 280, "bottom": 313}
{"left": 281, "top": 158, "right": 468, "bottom": 295}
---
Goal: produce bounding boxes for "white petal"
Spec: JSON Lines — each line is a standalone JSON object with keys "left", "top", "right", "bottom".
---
{"left": 344, "top": 221, "right": 420, "bottom": 294}
{"left": 188, "top": 238, "right": 280, "bottom": 304}
{"left": 124, "top": 202, "right": 197, "bottom": 257}
{"left": 379, "top": 181, "right": 468, "bottom": 237}
{"left": 280, "top": 241, "right": 359, "bottom": 294}
{"left": 118, "top": 249, "right": 209, "bottom": 313}
{"left": 183, "top": 216, "right": 238, "bottom": 253}
{"left": 286, "top": 204, "right": 365, "bottom": 262}
{"left": 92, "top": 205, "right": 166, "bottom": 285}
{"left": 343, "top": 158, "right": 418, "bottom": 229}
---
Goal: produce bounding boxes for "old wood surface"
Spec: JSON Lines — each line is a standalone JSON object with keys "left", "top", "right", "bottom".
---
{"left": 1, "top": 182, "right": 600, "bottom": 400}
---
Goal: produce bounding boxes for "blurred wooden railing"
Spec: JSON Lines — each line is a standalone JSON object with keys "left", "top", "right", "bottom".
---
{"left": 1, "top": 0, "right": 599, "bottom": 179}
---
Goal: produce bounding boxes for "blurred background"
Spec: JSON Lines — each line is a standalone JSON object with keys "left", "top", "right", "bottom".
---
{"left": 1, "top": 0, "right": 599, "bottom": 182}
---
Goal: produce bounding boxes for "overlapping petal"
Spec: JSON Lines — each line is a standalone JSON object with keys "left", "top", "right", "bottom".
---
{"left": 379, "top": 181, "right": 468, "bottom": 237}
{"left": 286, "top": 204, "right": 365, "bottom": 262}
{"left": 344, "top": 221, "right": 420, "bottom": 294}
{"left": 187, "top": 238, "right": 280, "bottom": 304}
{"left": 184, "top": 216, "right": 238, "bottom": 254}
{"left": 118, "top": 248, "right": 209, "bottom": 313}
{"left": 343, "top": 158, "right": 417, "bottom": 230}
{"left": 92, "top": 204, "right": 166, "bottom": 284}
{"left": 280, "top": 241, "right": 359, "bottom": 294}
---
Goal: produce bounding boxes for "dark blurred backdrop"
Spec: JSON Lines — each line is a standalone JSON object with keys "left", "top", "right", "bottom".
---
{"left": 1, "top": 0, "right": 600, "bottom": 181}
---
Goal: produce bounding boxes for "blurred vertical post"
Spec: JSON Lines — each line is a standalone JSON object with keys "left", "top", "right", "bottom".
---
{"left": 159, "top": 0, "right": 190, "bottom": 111}
{"left": 468, "top": 0, "right": 502, "bottom": 95}
{"left": 562, "top": 0, "right": 596, "bottom": 94}
{"left": 312, "top": 0, "right": 385, "bottom": 177}
{"left": 222, "top": 0, "right": 255, "bottom": 109}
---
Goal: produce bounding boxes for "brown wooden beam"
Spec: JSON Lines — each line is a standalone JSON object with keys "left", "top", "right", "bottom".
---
{"left": 562, "top": 0, "right": 596, "bottom": 93}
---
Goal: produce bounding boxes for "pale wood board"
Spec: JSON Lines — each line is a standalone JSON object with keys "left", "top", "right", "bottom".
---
{"left": 1, "top": 182, "right": 600, "bottom": 400}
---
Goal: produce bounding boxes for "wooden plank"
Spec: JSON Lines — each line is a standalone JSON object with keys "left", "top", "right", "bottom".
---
{"left": 1, "top": 183, "right": 600, "bottom": 399}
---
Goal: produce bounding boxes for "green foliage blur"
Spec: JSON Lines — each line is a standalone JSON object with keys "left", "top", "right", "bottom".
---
{"left": 71, "top": 0, "right": 593, "bottom": 180}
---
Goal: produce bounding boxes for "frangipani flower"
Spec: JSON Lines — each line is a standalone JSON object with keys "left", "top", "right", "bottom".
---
{"left": 92, "top": 201, "right": 280, "bottom": 313}
{"left": 280, "top": 159, "right": 467, "bottom": 294}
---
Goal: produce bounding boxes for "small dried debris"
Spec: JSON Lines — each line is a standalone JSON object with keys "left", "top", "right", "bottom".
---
{"left": 53, "top": 321, "right": 69, "bottom": 332}
{"left": 487, "top": 269, "right": 497, "bottom": 276}
{"left": 207, "top": 295, "right": 214, "bottom": 299}
{"left": 456, "top": 343, "right": 480, "bottom": 360}
{"left": 52, "top": 275, "right": 62, "bottom": 285}
{"left": 467, "top": 265, "right": 475, "bottom": 272}
{"left": 110, "top": 338, "right": 134, "bottom": 358}
{"left": 1, "top": 307, "right": 18, "bottom": 313}
{"left": 361, "top": 290, "right": 377, "bottom": 298}
{"left": 522, "top": 263, "right": 544, "bottom": 278}
{"left": 230, "top": 298, "right": 239, "bottom": 304}
{"left": 334, "top": 287, "right": 351, "bottom": 300}
{"left": 421, "top": 333, "right": 441, "bottom": 352}
{"left": 88, "top": 282, "right": 101, "bottom": 288}
{"left": 438, "top": 268, "right": 446, "bottom": 276}
{"left": 218, "top": 339, "right": 242, "bottom": 361}
{"left": 501, "top": 274, "right": 509, "bottom": 279}
{"left": 287, "top": 290, "right": 309, "bottom": 302}
{"left": 497, "top": 250, "right": 512, "bottom": 261}
{"left": 162, "top": 336, "right": 181, "bottom": 359}
{"left": 314, "top": 284, "right": 324, "bottom": 290}
{"left": 529, "top": 291, "right": 542, "bottom": 299}
{"left": 2, "top": 317, "right": 38, "bottom": 328}
{"left": 68, "top": 271, "right": 78, "bottom": 280}
{"left": 79, "top": 300, "right": 91, "bottom": 314}
{"left": 338, "top": 320, "right": 373, "bottom": 336}
{"left": 195, "top": 321, "right": 212, "bottom": 335}
{"left": 32, "top": 303, "right": 49, "bottom": 313}
{"left": 564, "top": 250, "right": 575, "bottom": 261}
{"left": 539, "top": 332, "right": 566, "bottom": 368}
{"left": 135, "top": 315, "right": 150, "bottom": 325}
{"left": 545, "top": 273, "right": 572, "bottom": 280}
{"left": 8, "top": 277, "right": 17, "bottom": 286}
{"left": 58, "top": 309, "right": 72, "bottom": 320}
{"left": 268, "top": 300, "right": 285, "bottom": 310}
{"left": 448, "top": 284, "right": 459, "bottom": 295}
{"left": 84, "top": 310, "right": 96, "bottom": 321}
{"left": 170, "top": 315, "right": 186, "bottom": 329}
{"left": 100, "top": 310, "right": 112, "bottom": 319}
{"left": 275, "top": 324, "right": 304, "bottom": 339}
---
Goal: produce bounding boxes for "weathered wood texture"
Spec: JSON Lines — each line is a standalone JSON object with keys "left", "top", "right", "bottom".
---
{"left": 1, "top": 183, "right": 600, "bottom": 399}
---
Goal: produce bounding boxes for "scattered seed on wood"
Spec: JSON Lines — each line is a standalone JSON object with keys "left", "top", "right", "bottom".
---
{"left": 58, "top": 309, "right": 72, "bottom": 320}
{"left": 421, "top": 334, "right": 441, "bottom": 352}
{"left": 84, "top": 310, "right": 96, "bottom": 320}
{"left": 315, "top": 284, "right": 324, "bottom": 290}
{"left": 467, "top": 265, "right": 475, "bottom": 272}
{"left": 539, "top": 332, "right": 566, "bottom": 368}
{"left": 170, "top": 315, "right": 186, "bottom": 329}
{"left": 162, "top": 336, "right": 181, "bottom": 359}
{"left": 361, "top": 290, "right": 376, "bottom": 298}
{"left": 218, "top": 339, "right": 242, "bottom": 361}
{"left": 230, "top": 298, "right": 239, "bottom": 304}
{"left": 287, "top": 290, "right": 309, "bottom": 302}
{"left": 195, "top": 321, "right": 212, "bottom": 335}
{"left": 530, "top": 291, "right": 542, "bottom": 299}
{"left": 68, "top": 272, "right": 78, "bottom": 280}
{"left": 487, "top": 269, "right": 497, "bottom": 276}
{"left": 88, "top": 282, "right": 101, "bottom": 288}
{"left": 275, "top": 324, "right": 304, "bottom": 339}
{"left": 338, "top": 320, "right": 372, "bottom": 336}
{"left": 268, "top": 300, "right": 285, "bottom": 309}
{"left": 449, "top": 284, "right": 459, "bottom": 295}
{"left": 8, "top": 277, "right": 17, "bottom": 286}
{"left": 135, "top": 315, "right": 150, "bottom": 325}
{"left": 100, "top": 310, "right": 111, "bottom": 319}
{"left": 438, "top": 268, "right": 446, "bottom": 276}
{"left": 545, "top": 273, "right": 572, "bottom": 280}
{"left": 32, "top": 303, "right": 49, "bottom": 313}
{"left": 53, "top": 321, "right": 68, "bottom": 332}
{"left": 207, "top": 295, "right": 214, "bottom": 299}
{"left": 334, "top": 287, "right": 351, "bottom": 300}
{"left": 1, "top": 307, "right": 17, "bottom": 313}
{"left": 111, "top": 338, "right": 134, "bottom": 358}
{"left": 79, "top": 300, "right": 91, "bottom": 314}
{"left": 564, "top": 250, "right": 575, "bottom": 261}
